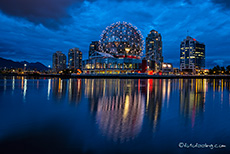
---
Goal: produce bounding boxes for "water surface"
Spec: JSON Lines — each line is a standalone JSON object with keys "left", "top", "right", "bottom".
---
{"left": 0, "top": 77, "right": 230, "bottom": 154}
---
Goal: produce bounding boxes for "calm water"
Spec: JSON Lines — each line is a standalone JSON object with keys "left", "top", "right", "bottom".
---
{"left": 0, "top": 76, "right": 230, "bottom": 154}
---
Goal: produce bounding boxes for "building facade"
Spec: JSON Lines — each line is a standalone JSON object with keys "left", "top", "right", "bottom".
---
{"left": 162, "top": 63, "right": 173, "bottom": 74}
{"left": 52, "top": 51, "right": 66, "bottom": 72}
{"left": 89, "top": 41, "right": 99, "bottom": 57}
{"left": 145, "top": 30, "right": 163, "bottom": 72}
{"left": 68, "top": 48, "right": 82, "bottom": 70}
{"left": 180, "top": 36, "right": 205, "bottom": 73}
{"left": 83, "top": 51, "right": 142, "bottom": 74}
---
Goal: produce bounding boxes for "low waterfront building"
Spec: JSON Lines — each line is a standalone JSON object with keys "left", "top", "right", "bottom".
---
{"left": 173, "top": 68, "right": 180, "bottom": 75}
{"left": 82, "top": 51, "right": 142, "bottom": 74}
{"left": 162, "top": 63, "right": 173, "bottom": 74}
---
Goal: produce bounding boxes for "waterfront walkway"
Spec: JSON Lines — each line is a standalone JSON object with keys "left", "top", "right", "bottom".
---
{"left": 1, "top": 74, "right": 230, "bottom": 79}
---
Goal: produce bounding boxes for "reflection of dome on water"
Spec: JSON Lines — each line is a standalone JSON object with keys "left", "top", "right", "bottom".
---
{"left": 100, "top": 21, "right": 144, "bottom": 58}
{"left": 96, "top": 93, "right": 145, "bottom": 142}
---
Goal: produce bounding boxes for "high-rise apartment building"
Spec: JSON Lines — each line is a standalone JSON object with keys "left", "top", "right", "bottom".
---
{"left": 146, "top": 30, "right": 163, "bottom": 72}
{"left": 68, "top": 48, "right": 82, "bottom": 70}
{"left": 89, "top": 41, "right": 99, "bottom": 57}
{"left": 180, "top": 36, "right": 205, "bottom": 73}
{"left": 52, "top": 51, "right": 66, "bottom": 72}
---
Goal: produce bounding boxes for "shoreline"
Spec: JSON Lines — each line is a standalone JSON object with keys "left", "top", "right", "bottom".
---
{"left": 1, "top": 74, "right": 230, "bottom": 79}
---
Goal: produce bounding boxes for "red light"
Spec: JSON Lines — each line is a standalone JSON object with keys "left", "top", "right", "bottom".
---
{"left": 118, "top": 55, "right": 125, "bottom": 58}
{"left": 193, "top": 38, "right": 196, "bottom": 41}
{"left": 148, "top": 70, "right": 154, "bottom": 75}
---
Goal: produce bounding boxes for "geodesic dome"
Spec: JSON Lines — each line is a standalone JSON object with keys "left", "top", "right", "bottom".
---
{"left": 100, "top": 21, "right": 144, "bottom": 59}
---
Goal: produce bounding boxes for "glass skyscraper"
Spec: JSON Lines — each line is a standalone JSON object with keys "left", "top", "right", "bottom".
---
{"left": 145, "top": 30, "right": 163, "bottom": 72}
{"left": 180, "top": 36, "right": 205, "bottom": 73}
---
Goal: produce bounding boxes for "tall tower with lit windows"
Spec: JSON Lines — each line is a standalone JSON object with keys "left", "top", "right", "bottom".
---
{"left": 89, "top": 41, "right": 99, "bottom": 58}
{"left": 145, "top": 30, "right": 163, "bottom": 72}
{"left": 68, "top": 48, "right": 82, "bottom": 70}
{"left": 180, "top": 36, "right": 205, "bottom": 73}
{"left": 52, "top": 51, "right": 66, "bottom": 72}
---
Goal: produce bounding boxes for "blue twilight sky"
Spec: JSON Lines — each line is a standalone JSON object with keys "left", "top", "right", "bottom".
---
{"left": 0, "top": 0, "right": 230, "bottom": 68}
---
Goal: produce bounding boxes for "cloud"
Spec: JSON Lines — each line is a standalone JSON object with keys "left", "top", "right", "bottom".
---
{"left": 0, "top": 0, "right": 92, "bottom": 29}
{"left": 0, "top": 0, "right": 195, "bottom": 29}
{"left": 211, "top": 0, "right": 230, "bottom": 9}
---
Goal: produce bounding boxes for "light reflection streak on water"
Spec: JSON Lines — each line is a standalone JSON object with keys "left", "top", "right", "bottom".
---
{"left": 47, "top": 79, "right": 51, "bottom": 100}
{"left": 23, "top": 78, "right": 27, "bottom": 102}
{"left": 21, "top": 77, "right": 24, "bottom": 90}
{"left": 12, "top": 76, "right": 15, "bottom": 91}
{"left": 77, "top": 79, "right": 81, "bottom": 93}
{"left": 146, "top": 79, "right": 149, "bottom": 112}
{"left": 221, "top": 79, "right": 224, "bottom": 105}
{"left": 37, "top": 80, "right": 39, "bottom": 89}
{"left": 162, "top": 79, "right": 166, "bottom": 107}
{"left": 103, "top": 79, "right": 106, "bottom": 96}
{"left": 167, "top": 79, "right": 171, "bottom": 108}
{"left": 123, "top": 95, "right": 129, "bottom": 119}
{"left": 4, "top": 77, "right": 7, "bottom": 91}
{"left": 57, "top": 78, "right": 63, "bottom": 96}
{"left": 68, "top": 78, "right": 72, "bottom": 99}
{"left": 213, "top": 79, "right": 215, "bottom": 100}
{"left": 203, "top": 79, "right": 207, "bottom": 112}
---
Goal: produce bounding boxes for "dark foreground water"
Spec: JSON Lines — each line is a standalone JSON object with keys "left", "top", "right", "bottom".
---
{"left": 0, "top": 76, "right": 230, "bottom": 154}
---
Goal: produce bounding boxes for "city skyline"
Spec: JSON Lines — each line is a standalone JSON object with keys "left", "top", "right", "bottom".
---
{"left": 0, "top": 0, "right": 230, "bottom": 68}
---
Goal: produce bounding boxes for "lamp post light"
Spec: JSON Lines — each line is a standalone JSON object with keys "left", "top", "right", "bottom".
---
{"left": 24, "top": 64, "right": 27, "bottom": 72}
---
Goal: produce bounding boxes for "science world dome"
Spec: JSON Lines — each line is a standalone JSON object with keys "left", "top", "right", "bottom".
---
{"left": 99, "top": 21, "right": 144, "bottom": 59}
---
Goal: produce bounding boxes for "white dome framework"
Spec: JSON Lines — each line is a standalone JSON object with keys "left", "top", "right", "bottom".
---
{"left": 99, "top": 21, "right": 144, "bottom": 59}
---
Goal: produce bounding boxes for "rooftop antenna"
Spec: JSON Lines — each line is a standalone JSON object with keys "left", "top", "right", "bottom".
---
{"left": 187, "top": 30, "right": 189, "bottom": 37}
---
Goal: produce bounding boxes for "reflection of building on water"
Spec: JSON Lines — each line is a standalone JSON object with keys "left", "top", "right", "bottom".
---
{"left": 68, "top": 79, "right": 82, "bottom": 104}
{"left": 179, "top": 79, "right": 206, "bottom": 127}
{"left": 19, "top": 76, "right": 27, "bottom": 102}
{"left": 96, "top": 94, "right": 145, "bottom": 142}
{"left": 51, "top": 78, "right": 82, "bottom": 103}
{"left": 85, "top": 79, "right": 145, "bottom": 142}
{"left": 85, "top": 79, "right": 139, "bottom": 112}
{"left": 210, "top": 79, "right": 230, "bottom": 104}
{"left": 52, "top": 78, "right": 67, "bottom": 100}
{"left": 145, "top": 79, "right": 163, "bottom": 132}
